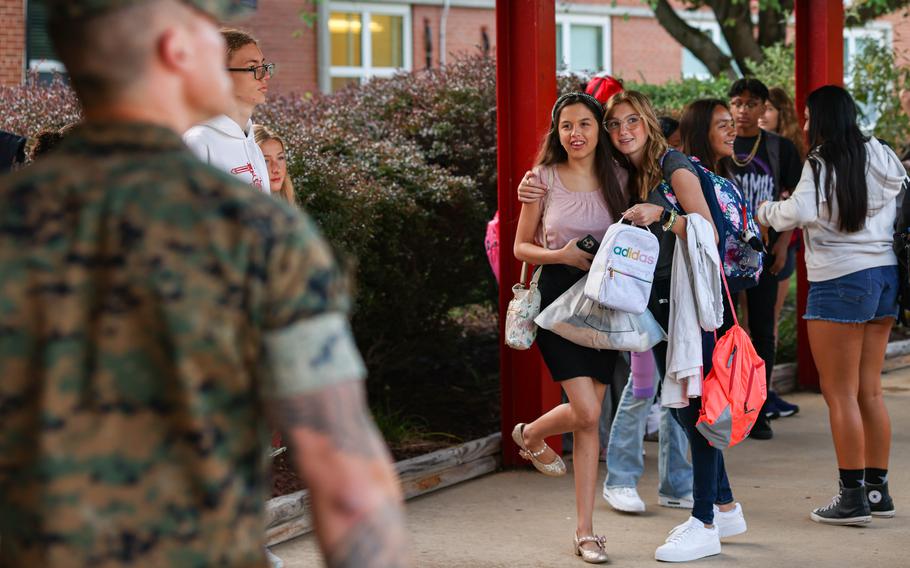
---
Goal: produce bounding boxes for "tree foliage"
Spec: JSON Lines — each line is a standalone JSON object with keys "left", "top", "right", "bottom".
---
{"left": 649, "top": 0, "right": 910, "bottom": 79}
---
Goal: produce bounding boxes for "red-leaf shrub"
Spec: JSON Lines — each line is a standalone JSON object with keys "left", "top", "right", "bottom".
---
{"left": 0, "top": 75, "right": 81, "bottom": 144}
{"left": 2, "top": 59, "right": 501, "bottom": 384}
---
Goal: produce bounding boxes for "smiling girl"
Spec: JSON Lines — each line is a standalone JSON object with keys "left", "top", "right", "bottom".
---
{"left": 609, "top": 94, "right": 749, "bottom": 563}
{"left": 512, "top": 92, "right": 628, "bottom": 564}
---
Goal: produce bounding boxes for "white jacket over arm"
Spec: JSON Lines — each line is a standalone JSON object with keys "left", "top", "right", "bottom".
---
{"left": 663, "top": 214, "right": 723, "bottom": 408}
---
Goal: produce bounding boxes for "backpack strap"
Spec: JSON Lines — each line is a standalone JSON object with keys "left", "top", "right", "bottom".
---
{"left": 719, "top": 261, "right": 739, "bottom": 328}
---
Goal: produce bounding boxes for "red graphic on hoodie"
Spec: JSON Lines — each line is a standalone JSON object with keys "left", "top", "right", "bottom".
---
{"left": 231, "top": 163, "right": 264, "bottom": 190}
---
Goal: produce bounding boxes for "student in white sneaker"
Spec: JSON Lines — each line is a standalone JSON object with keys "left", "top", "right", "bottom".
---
{"left": 613, "top": 94, "right": 749, "bottom": 563}
{"left": 184, "top": 28, "right": 271, "bottom": 192}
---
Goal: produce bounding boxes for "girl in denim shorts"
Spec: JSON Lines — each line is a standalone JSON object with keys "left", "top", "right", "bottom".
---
{"left": 757, "top": 85, "right": 905, "bottom": 527}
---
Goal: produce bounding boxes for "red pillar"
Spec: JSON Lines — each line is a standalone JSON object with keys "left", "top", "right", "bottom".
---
{"left": 794, "top": 0, "right": 843, "bottom": 390}
{"left": 496, "top": 0, "right": 560, "bottom": 465}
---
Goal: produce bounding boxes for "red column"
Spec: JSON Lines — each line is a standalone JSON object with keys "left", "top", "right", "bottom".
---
{"left": 496, "top": 0, "right": 560, "bottom": 465}
{"left": 793, "top": 0, "right": 844, "bottom": 390}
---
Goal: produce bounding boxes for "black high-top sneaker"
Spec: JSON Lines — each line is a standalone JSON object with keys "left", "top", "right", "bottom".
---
{"left": 865, "top": 481, "right": 896, "bottom": 518}
{"left": 810, "top": 482, "right": 871, "bottom": 526}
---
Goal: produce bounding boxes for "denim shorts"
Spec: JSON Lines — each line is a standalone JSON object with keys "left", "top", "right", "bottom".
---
{"left": 805, "top": 265, "right": 899, "bottom": 324}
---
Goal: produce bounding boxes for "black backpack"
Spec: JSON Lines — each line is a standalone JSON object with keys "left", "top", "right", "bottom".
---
{"left": 893, "top": 175, "right": 910, "bottom": 324}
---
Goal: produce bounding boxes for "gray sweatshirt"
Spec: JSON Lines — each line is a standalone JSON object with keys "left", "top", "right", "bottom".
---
{"left": 756, "top": 137, "right": 904, "bottom": 282}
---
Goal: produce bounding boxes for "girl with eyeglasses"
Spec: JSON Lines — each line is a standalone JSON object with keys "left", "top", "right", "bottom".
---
{"left": 607, "top": 93, "right": 750, "bottom": 562}
{"left": 512, "top": 92, "right": 628, "bottom": 564}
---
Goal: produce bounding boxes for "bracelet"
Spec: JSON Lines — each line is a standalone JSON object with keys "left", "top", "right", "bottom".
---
{"left": 662, "top": 210, "right": 678, "bottom": 232}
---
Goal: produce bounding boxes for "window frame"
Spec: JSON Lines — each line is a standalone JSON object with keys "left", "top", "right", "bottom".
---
{"left": 843, "top": 24, "right": 892, "bottom": 82}
{"left": 680, "top": 20, "right": 736, "bottom": 80}
{"left": 328, "top": 2, "right": 413, "bottom": 88}
{"left": 555, "top": 13, "right": 611, "bottom": 75}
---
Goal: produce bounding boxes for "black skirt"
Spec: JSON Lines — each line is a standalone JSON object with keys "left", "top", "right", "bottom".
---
{"left": 536, "top": 264, "right": 618, "bottom": 385}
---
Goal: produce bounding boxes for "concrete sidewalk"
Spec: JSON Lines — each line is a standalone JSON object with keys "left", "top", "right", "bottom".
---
{"left": 272, "top": 367, "right": 910, "bottom": 567}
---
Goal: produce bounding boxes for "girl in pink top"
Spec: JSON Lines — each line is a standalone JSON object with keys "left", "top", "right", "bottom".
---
{"left": 512, "top": 92, "right": 628, "bottom": 564}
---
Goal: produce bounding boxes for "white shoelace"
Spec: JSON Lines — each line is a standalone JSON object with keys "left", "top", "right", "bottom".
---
{"left": 817, "top": 493, "right": 842, "bottom": 513}
{"left": 665, "top": 521, "right": 701, "bottom": 545}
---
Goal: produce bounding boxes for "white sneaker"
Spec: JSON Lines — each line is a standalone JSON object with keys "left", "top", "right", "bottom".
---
{"left": 658, "top": 493, "right": 694, "bottom": 509}
{"left": 655, "top": 517, "right": 721, "bottom": 562}
{"left": 602, "top": 486, "right": 646, "bottom": 513}
{"left": 713, "top": 503, "right": 747, "bottom": 538}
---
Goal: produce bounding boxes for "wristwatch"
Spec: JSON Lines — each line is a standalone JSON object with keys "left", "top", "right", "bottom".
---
{"left": 659, "top": 208, "right": 672, "bottom": 226}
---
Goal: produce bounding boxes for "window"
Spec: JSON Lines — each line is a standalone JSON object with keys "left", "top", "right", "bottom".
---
{"left": 26, "top": 0, "right": 66, "bottom": 82}
{"left": 555, "top": 15, "right": 611, "bottom": 74}
{"left": 329, "top": 3, "right": 412, "bottom": 91}
{"left": 681, "top": 20, "right": 736, "bottom": 79}
{"left": 844, "top": 26, "right": 890, "bottom": 80}
{"left": 844, "top": 25, "right": 892, "bottom": 129}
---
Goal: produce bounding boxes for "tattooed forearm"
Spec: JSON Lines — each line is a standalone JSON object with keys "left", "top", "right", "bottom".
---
{"left": 276, "top": 380, "right": 386, "bottom": 459}
{"left": 274, "top": 381, "right": 410, "bottom": 567}
{"left": 325, "top": 498, "right": 411, "bottom": 568}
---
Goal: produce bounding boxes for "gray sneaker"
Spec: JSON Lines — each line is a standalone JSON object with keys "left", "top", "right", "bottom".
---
{"left": 810, "top": 482, "right": 871, "bottom": 526}
{"left": 866, "top": 481, "right": 896, "bottom": 518}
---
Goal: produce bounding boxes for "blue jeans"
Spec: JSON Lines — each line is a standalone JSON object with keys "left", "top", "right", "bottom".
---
{"left": 672, "top": 397, "right": 733, "bottom": 524}
{"left": 604, "top": 370, "right": 693, "bottom": 498}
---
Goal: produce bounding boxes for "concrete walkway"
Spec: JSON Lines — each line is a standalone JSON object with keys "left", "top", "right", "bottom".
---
{"left": 272, "top": 367, "right": 910, "bottom": 567}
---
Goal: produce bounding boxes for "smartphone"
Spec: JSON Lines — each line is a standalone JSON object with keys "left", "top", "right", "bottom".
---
{"left": 577, "top": 234, "right": 600, "bottom": 255}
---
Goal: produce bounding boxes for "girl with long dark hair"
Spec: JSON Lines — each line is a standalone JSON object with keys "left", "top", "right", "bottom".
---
{"left": 758, "top": 85, "right": 905, "bottom": 525}
{"left": 512, "top": 92, "right": 627, "bottom": 564}
{"left": 620, "top": 97, "right": 748, "bottom": 562}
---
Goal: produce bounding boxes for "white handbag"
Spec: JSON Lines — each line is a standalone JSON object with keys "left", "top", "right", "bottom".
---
{"left": 585, "top": 219, "right": 659, "bottom": 315}
{"left": 536, "top": 274, "right": 666, "bottom": 352}
{"left": 505, "top": 169, "right": 553, "bottom": 351}
{"left": 504, "top": 262, "right": 542, "bottom": 350}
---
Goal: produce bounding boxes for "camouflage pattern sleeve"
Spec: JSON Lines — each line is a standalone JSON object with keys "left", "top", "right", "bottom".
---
{"left": 260, "top": 209, "right": 366, "bottom": 397}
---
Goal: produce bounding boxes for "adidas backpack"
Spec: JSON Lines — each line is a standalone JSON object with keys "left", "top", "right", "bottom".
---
{"left": 657, "top": 151, "right": 763, "bottom": 292}
{"left": 584, "top": 220, "right": 659, "bottom": 315}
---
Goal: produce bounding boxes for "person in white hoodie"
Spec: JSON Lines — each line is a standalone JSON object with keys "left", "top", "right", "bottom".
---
{"left": 758, "top": 85, "right": 904, "bottom": 527}
{"left": 184, "top": 28, "right": 271, "bottom": 193}
{"left": 186, "top": 28, "right": 281, "bottom": 568}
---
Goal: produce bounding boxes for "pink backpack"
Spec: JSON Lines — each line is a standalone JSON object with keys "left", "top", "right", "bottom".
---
{"left": 696, "top": 271, "right": 767, "bottom": 450}
{"left": 485, "top": 210, "right": 500, "bottom": 284}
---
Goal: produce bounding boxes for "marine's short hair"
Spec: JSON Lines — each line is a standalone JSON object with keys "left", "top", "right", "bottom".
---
{"left": 221, "top": 28, "right": 259, "bottom": 62}
{"left": 48, "top": 0, "right": 170, "bottom": 106}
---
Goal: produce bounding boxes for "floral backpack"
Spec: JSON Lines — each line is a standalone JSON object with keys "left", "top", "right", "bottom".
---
{"left": 658, "top": 151, "right": 763, "bottom": 292}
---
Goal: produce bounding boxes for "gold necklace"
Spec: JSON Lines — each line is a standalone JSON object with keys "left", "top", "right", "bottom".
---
{"left": 731, "top": 129, "right": 761, "bottom": 167}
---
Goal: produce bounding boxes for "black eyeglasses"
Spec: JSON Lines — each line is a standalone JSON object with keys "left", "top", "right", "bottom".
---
{"left": 227, "top": 63, "right": 275, "bottom": 81}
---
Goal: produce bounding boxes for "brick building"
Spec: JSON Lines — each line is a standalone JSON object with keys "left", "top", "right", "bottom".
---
{"left": 3, "top": 0, "right": 908, "bottom": 94}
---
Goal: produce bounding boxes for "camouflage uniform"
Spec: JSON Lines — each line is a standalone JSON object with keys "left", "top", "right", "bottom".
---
{"left": 0, "top": 120, "right": 366, "bottom": 567}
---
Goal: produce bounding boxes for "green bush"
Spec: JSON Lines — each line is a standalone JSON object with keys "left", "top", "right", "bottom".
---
{"left": 254, "top": 57, "right": 497, "bottom": 381}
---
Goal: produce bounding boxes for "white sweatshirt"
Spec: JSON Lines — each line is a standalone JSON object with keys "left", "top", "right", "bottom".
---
{"left": 756, "top": 138, "right": 904, "bottom": 282}
{"left": 184, "top": 115, "right": 269, "bottom": 193}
